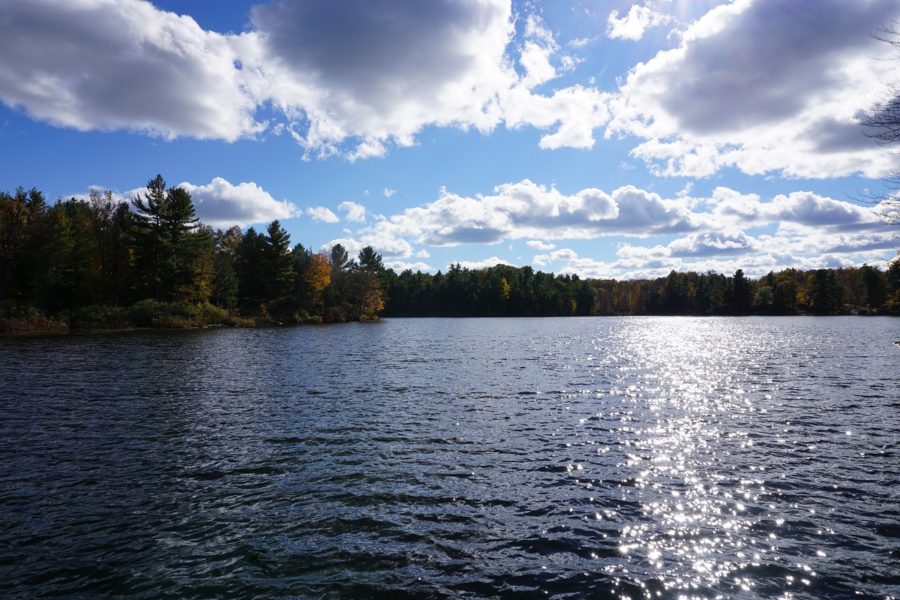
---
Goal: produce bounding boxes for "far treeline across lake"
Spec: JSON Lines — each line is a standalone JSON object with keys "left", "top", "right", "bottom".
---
{"left": 2, "top": 175, "right": 899, "bottom": 333}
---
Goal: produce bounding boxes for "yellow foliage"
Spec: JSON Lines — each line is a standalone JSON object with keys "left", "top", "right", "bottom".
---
{"left": 303, "top": 253, "right": 332, "bottom": 294}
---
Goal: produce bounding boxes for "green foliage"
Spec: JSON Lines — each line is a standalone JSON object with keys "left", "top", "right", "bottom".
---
{"left": 806, "top": 269, "right": 842, "bottom": 315}
{"left": 131, "top": 174, "right": 211, "bottom": 302}
{"left": 237, "top": 227, "right": 266, "bottom": 311}
{"left": 128, "top": 300, "right": 227, "bottom": 328}
{"left": 0, "top": 302, "right": 67, "bottom": 334}
{"left": 330, "top": 243, "right": 351, "bottom": 271}
{"left": 211, "top": 227, "right": 240, "bottom": 311}
{"left": 381, "top": 262, "right": 893, "bottom": 318}
{"left": 358, "top": 245, "right": 384, "bottom": 272}
{"left": 64, "top": 305, "right": 131, "bottom": 330}
{"left": 2, "top": 176, "right": 896, "bottom": 331}
{"left": 884, "top": 257, "right": 900, "bottom": 314}
{"left": 264, "top": 219, "right": 294, "bottom": 300}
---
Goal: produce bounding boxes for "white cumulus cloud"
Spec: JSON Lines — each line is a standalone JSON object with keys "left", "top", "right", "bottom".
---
{"left": 452, "top": 256, "right": 513, "bottom": 270}
{"left": 0, "top": 0, "right": 614, "bottom": 157}
{"left": 306, "top": 206, "right": 340, "bottom": 223}
{"left": 607, "top": 4, "right": 672, "bottom": 41}
{"left": 608, "top": 0, "right": 900, "bottom": 178}
{"left": 176, "top": 177, "right": 300, "bottom": 228}
{"left": 0, "top": 0, "right": 262, "bottom": 141}
{"left": 338, "top": 201, "right": 367, "bottom": 223}
{"left": 526, "top": 240, "right": 556, "bottom": 250}
{"left": 385, "top": 260, "right": 433, "bottom": 272}
{"left": 329, "top": 178, "right": 895, "bottom": 278}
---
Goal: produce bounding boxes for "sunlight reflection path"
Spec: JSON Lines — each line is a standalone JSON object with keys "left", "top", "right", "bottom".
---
{"left": 581, "top": 318, "right": 779, "bottom": 597}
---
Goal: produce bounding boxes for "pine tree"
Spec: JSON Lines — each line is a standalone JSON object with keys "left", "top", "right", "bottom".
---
{"left": 131, "top": 174, "right": 209, "bottom": 302}
{"left": 264, "top": 220, "right": 294, "bottom": 301}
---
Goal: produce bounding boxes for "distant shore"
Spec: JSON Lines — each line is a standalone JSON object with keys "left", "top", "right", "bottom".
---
{"left": 2, "top": 305, "right": 894, "bottom": 337}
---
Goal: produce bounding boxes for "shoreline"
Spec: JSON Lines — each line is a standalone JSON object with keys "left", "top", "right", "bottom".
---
{"left": 2, "top": 312, "right": 895, "bottom": 337}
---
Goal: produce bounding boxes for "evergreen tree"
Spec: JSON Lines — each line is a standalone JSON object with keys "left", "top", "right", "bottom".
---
{"left": 728, "top": 269, "right": 753, "bottom": 314}
{"left": 237, "top": 227, "right": 267, "bottom": 312}
{"left": 131, "top": 174, "right": 209, "bottom": 301}
{"left": 330, "top": 243, "right": 351, "bottom": 272}
{"left": 807, "top": 269, "right": 842, "bottom": 315}
{"left": 859, "top": 264, "right": 885, "bottom": 309}
{"left": 131, "top": 175, "right": 168, "bottom": 300}
{"left": 353, "top": 246, "right": 386, "bottom": 320}
{"left": 264, "top": 220, "right": 294, "bottom": 301}
{"left": 89, "top": 189, "right": 134, "bottom": 305}
{"left": 212, "top": 226, "right": 241, "bottom": 310}
{"left": 358, "top": 245, "right": 384, "bottom": 272}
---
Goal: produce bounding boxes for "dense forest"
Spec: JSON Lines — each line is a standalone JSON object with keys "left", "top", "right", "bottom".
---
{"left": 1, "top": 176, "right": 899, "bottom": 332}
{"left": 0, "top": 176, "right": 384, "bottom": 331}
{"left": 383, "top": 261, "right": 900, "bottom": 317}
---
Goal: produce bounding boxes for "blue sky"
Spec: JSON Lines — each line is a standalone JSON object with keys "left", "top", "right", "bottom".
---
{"left": 1, "top": 0, "right": 898, "bottom": 278}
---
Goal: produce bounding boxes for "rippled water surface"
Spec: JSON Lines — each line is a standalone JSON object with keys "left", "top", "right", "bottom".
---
{"left": 2, "top": 317, "right": 899, "bottom": 599}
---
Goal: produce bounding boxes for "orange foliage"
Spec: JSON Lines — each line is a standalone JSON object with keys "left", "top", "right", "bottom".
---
{"left": 303, "top": 253, "right": 331, "bottom": 294}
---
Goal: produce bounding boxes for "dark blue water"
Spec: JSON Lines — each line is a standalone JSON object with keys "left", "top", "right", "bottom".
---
{"left": 1, "top": 317, "right": 898, "bottom": 598}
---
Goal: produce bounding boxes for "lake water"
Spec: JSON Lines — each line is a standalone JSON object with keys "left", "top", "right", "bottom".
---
{"left": 1, "top": 317, "right": 898, "bottom": 599}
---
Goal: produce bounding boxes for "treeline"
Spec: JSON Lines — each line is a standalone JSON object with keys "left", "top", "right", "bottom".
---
{"left": 383, "top": 262, "right": 900, "bottom": 317}
{"left": 2, "top": 176, "right": 899, "bottom": 332}
{"left": 0, "top": 176, "right": 384, "bottom": 331}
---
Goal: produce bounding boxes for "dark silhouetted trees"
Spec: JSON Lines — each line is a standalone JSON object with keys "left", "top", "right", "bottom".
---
{"left": 381, "top": 261, "right": 899, "bottom": 318}
{"left": 2, "top": 176, "right": 899, "bottom": 332}
{"left": 131, "top": 174, "right": 210, "bottom": 302}
{"left": 0, "top": 176, "right": 390, "bottom": 330}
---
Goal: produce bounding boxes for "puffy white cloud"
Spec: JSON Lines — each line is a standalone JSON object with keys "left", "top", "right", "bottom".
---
{"left": 533, "top": 248, "right": 578, "bottom": 266}
{"left": 500, "top": 83, "right": 610, "bottom": 150}
{"left": 306, "top": 206, "right": 339, "bottom": 223}
{"left": 452, "top": 256, "right": 513, "bottom": 270}
{"left": 176, "top": 177, "right": 300, "bottom": 228}
{"left": 322, "top": 232, "right": 414, "bottom": 259}
{"left": 549, "top": 230, "right": 896, "bottom": 280}
{"left": 330, "top": 178, "right": 894, "bottom": 278}
{"left": 706, "top": 187, "right": 882, "bottom": 232}
{"left": 383, "top": 188, "right": 397, "bottom": 198}
{"left": 667, "top": 230, "right": 756, "bottom": 257}
{"left": 248, "top": 0, "right": 512, "bottom": 153}
{"left": 607, "top": 4, "right": 672, "bottom": 41}
{"left": 518, "top": 15, "right": 571, "bottom": 88}
{"left": 341, "top": 179, "right": 889, "bottom": 259}
{"left": 5, "top": 0, "right": 898, "bottom": 176}
{"left": 170, "top": 176, "right": 893, "bottom": 279}
{"left": 0, "top": 0, "right": 614, "bottom": 156}
{"left": 756, "top": 227, "right": 899, "bottom": 256}
{"left": 767, "top": 192, "right": 881, "bottom": 231}
{"left": 608, "top": 0, "right": 900, "bottom": 178}
{"left": 385, "top": 260, "right": 433, "bottom": 273}
{"left": 607, "top": 186, "right": 698, "bottom": 234}
{"left": 338, "top": 201, "right": 367, "bottom": 223}
{"left": 250, "top": 5, "right": 610, "bottom": 156}
{"left": 354, "top": 179, "right": 655, "bottom": 248}
{"left": 0, "top": 0, "right": 262, "bottom": 141}
{"left": 575, "top": 229, "right": 759, "bottom": 265}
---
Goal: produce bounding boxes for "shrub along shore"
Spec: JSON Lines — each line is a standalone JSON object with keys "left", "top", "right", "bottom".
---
{"left": 2, "top": 175, "right": 899, "bottom": 334}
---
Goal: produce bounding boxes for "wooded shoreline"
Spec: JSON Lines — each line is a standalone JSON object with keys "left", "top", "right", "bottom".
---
{"left": 3, "top": 175, "right": 899, "bottom": 335}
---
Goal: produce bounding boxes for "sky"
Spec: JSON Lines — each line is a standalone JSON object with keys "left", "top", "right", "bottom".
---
{"left": 1, "top": 0, "right": 899, "bottom": 279}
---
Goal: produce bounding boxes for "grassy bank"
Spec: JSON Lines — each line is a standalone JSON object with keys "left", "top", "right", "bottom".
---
{"left": 0, "top": 301, "right": 256, "bottom": 335}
